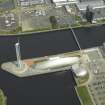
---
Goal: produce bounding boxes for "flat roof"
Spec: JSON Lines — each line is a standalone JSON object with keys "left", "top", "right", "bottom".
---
{"left": 77, "top": 0, "right": 105, "bottom": 10}
{"left": 53, "top": 0, "right": 76, "bottom": 3}
{"left": 19, "top": 0, "right": 44, "bottom": 3}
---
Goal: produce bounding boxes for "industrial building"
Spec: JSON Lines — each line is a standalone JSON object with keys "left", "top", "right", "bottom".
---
{"left": 77, "top": 0, "right": 105, "bottom": 10}
{"left": 52, "top": 0, "right": 105, "bottom": 10}
{"left": 18, "top": 0, "right": 45, "bottom": 6}
{"left": 52, "top": 0, "right": 77, "bottom": 7}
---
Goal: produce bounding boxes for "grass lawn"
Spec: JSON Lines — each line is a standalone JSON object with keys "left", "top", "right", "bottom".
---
{"left": 0, "top": 0, "right": 8, "bottom": 3}
{"left": 0, "top": 0, "right": 3, "bottom": 2}
{"left": 77, "top": 86, "right": 93, "bottom": 105}
{"left": 0, "top": 89, "right": 6, "bottom": 105}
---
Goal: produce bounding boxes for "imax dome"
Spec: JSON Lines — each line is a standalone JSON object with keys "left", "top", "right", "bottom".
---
{"left": 72, "top": 64, "right": 87, "bottom": 77}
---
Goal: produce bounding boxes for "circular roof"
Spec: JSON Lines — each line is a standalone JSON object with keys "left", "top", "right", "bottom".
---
{"left": 72, "top": 64, "right": 87, "bottom": 77}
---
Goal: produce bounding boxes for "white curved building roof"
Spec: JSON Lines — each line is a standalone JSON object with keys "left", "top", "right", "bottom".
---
{"left": 74, "top": 68, "right": 87, "bottom": 77}
{"left": 72, "top": 64, "right": 87, "bottom": 77}
{"left": 35, "top": 57, "right": 79, "bottom": 69}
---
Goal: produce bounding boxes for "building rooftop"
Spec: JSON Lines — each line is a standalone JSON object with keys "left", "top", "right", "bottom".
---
{"left": 72, "top": 64, "right": 87, "bottom": 77}
{"left": 52, "top": 0, "right": 77, "bottom": 7}
{"left": 77, "top": 0, "right": 105, "bottom": 10}
{"left": 53, "top": 0, "right": 76, "bottom": 3}
{"left": 18, "top": 0, "right": 44, "bottom": 6}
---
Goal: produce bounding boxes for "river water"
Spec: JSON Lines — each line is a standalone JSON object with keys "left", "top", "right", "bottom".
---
{"left": 0, "top": 25, "right": 105, "bottom": 105}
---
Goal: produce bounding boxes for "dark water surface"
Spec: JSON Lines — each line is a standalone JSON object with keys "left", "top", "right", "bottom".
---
{"left": 0, "top": 25, "right": 105, "bottom": 105}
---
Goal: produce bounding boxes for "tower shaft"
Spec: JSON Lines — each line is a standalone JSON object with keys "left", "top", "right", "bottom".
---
{"left": 15, "top": 42, "right": 22, "bottom": 68}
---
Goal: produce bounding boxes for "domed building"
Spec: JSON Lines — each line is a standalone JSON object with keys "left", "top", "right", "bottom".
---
{"left": 72, "top": 64, "right": 88, "bottom": 77}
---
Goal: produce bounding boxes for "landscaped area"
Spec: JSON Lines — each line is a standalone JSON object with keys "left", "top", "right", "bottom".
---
{"left": 0, "top": 89, "right": 6, "bottom": 105}
{"left": 76, "top": 86, "right": 93, "bottom": 105}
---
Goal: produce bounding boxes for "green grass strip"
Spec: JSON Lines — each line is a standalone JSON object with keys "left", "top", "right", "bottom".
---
{"left": 77, "top": 86, "right": 93, "bottom": 105}
{"left": 0, "top": 89, "right": 6, "bottom": 105}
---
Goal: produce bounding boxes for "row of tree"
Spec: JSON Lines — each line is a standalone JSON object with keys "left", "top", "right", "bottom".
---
{"left": 85, "top": 6, "right": 94, "bottom": 23}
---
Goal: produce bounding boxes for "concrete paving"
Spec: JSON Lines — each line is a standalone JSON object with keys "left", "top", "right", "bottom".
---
{"left": 84, "top": 47, "right": 105, "bottom": 105}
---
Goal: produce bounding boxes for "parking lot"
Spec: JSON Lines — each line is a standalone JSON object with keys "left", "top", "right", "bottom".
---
{"left": 47, "top": 7, "right": 75, "bottom": 25}
{"left": 0, "top": 0, "right": 15, "bottom": 10}
{"left": 88, "top": 72, "right": 105, "bottom": 105}
{"left": 21, "top": 5, "right": 76, "bottom": 32}
{"left": 81, "top": 7, "right": 105, "bottom": 20}
{"left": 85, "top": 48, "right": 105, "bottom": 105}
{"left": 93, "top": 8, "right": 105, "bottom": 20}
{"left": 21, "top": 10, "right": 51, "bottom": 31}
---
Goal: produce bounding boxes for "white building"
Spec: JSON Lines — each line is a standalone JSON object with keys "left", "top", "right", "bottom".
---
{"left": 53, "top": 0, "right": 105, "bottom": 10}
{"left": 72, "top": 64, "right": 87, "bottom": 77}
{"left": 52, "top": 0, "right": 77, "bottom": 7}
{"left": 77, "top": 0, "right": 105, "bottom": 11}
{"left": 18, "top": 0, "right": 44, "bottom": 6}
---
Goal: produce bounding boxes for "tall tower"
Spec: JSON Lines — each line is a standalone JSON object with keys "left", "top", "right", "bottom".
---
{"left": 15, "top": 41, "right": 22, "bottom": 68}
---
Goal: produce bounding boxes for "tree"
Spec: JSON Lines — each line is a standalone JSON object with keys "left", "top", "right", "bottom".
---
{"left": 49, "top": 16, "right": 58, "bottom": 29}
{"left": 85, "top": 6, "right": 94, "bottom": 23}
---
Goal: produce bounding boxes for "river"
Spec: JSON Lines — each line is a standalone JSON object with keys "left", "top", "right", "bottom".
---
{"left": 0, "top": 25, "right": 105, "bottom": 105}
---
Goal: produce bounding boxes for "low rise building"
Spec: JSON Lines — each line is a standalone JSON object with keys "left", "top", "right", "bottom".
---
{"left": 18, "top": 0, "right": 45, "bottom": 6}
{"left": 52, "top": 0, "right": 77, "bottom": 8}
{"left": 52, "top": 0, "right": 105, "bottom": 10}
{"left": 77, "top": 0, "right": 105, "bottom": 20}
{"left": 77, "top": 0, "right": 105, "bottom": 11}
